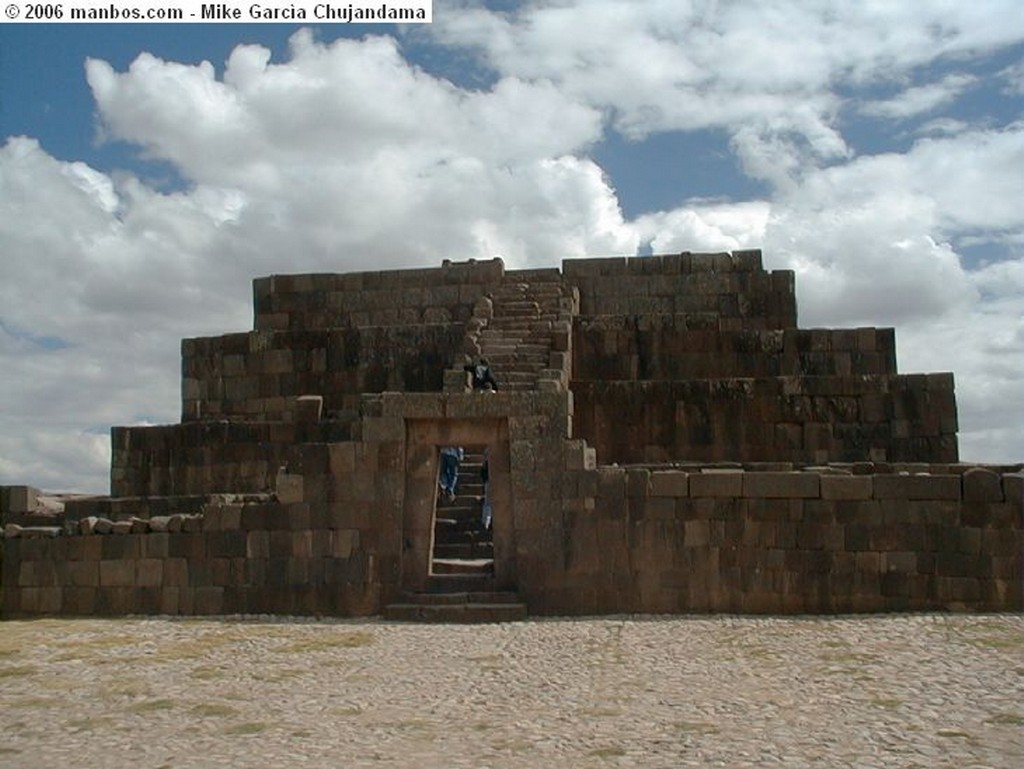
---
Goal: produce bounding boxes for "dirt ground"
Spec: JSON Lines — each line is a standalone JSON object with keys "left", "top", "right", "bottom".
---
{"left": 1, "top": 613, "right": 1022, "bottom": 768}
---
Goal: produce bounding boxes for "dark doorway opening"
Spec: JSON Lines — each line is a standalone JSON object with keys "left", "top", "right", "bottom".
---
{"left": 431, "top": 445, "right": 494, "bottom": 578}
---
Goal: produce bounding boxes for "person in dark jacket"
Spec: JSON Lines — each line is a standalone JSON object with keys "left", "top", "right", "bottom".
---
{"left": 464, "top": 357, "right": 498, "bottom": 391}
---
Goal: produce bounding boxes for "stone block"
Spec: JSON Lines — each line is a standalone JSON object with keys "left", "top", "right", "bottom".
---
{"left": 295, "top": 395, "right": 323, "bottom": 423}
{"left": 626, "top": 468, "right": 651, "bottom": 498}
{"left": 168, "top": 533, "right": 205, "bottom": 560}
{"left": 873, "top": 474, "right": 961, "bottom": 501}
{"left": 742, "top": 472, "right": 820, "bottom": 499}
{"left": 1002, "top": 472, "right": 1023, "bottom": 509}
{"left": 66, "top": 561, "right": 99, "bottom": 587}
{"left": 2, "top": 486, "right": 40, "bottom": 514}
{"left": 276, "top": 471, "right": 304, "bottom": 504}
{"left": 820, "top": 474, "right": 873, "bottom": 500}
{"left": 363, "top": 416, "right": 404, "bottom": 443}
{"left": 564, "top": 441, "right": 596, "bottom": 471}
{"left": 62, "top": 587, "right": 96, "bottom": 614}
{"left": 99, "top": 560, "right": 136, "bottom": 587}
{"left": 962, "top": 468, "right": 1003, "bottom": 502}
{"left": 194, "top": 586, "right": 224, "bottom": 615}
{"left": 650, "top": 471, "right": 689, "bottom": 497}
{"left": 102, "top": 534, "right": 141, "bottom": 560}
{"left": 137, "top": 558, "right": 163, "bottom": 587}
{"left": 66, "top": 535, "right": 103, "bottom": 561}
{"left": 683, "top": 519, "right": 710, "bottom": 548}
{"left": 689, "top": 471, "right": 742, "bottom": 497}
{"left": 882, "top": 551, "right": 918, "bottom": 573}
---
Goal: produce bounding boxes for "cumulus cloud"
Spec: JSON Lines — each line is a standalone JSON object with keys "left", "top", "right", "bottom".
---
{"left": 859, "top": 75, "right": 978, "bottom": 121}
{"left": 2, "top": 1, "right": 1023, "bottom": 491}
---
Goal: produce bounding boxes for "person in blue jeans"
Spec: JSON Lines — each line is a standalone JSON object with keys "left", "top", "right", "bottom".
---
{"left": 438, "top": 446, "right": 463, "bottom": 501}
{"left": 480, "top": 450, "right": 492, "bottom": 530}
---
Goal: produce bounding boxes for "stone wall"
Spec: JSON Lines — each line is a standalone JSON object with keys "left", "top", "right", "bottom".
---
{"left": 181, "top": 325, "right": 465, "bottom": 422}
{"left": 252, "top": 259, "right": 504, "bottom": 332}
{"left": 5, "top": 252, "right": 1007, "bottom": 621}
{"left": 573, "top": 323, "right": 897, "bottom": 381}
{"left": 4, "top": 391, "right": 577, "bottom": 618}
{"left": 563, "top": 251, "right": 797, "bottom": 330}
{"left": 2, "top": 495, "right": 380, "bottom": 617}
{"left": 110, "top": 419, "right": 357, "bottom": 498}
{"left": 572, "top": 374, "right": 958, "bottom": 465}
{"left": 531, "top": 465, "right": 1023, "bottom": 615}
{"left": 6, "top": 458, "right": 1020, "bottom": 617}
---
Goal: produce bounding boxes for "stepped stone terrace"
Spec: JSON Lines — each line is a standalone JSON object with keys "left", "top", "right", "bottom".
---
{"left": 2, "top": 251, "right": 1021, "bottom": 620}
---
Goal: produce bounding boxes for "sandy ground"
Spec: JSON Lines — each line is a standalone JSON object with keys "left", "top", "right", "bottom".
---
{"left": 1, "top": 613, "right": 1022, "bottom": 768}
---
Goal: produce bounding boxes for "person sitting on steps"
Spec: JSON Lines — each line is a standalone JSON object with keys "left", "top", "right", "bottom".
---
{"left": 464, "top": 357, "right": 498, "bottom": 392}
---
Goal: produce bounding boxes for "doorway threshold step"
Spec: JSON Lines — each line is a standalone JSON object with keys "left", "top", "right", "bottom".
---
{"left": 431, "top": 557, "right": 494, "bottom": 575}
{"left": 384, "top": 597, "right": 527, "bottom": 623}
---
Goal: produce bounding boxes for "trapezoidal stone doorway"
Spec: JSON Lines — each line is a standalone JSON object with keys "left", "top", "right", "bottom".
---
{"left": 401, "top": 418, "right": 515, "bottom": 594}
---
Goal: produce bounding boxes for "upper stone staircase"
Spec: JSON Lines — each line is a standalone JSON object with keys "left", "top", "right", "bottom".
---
{"left": 446, "top": 272, "right": 577, "bottom": 393}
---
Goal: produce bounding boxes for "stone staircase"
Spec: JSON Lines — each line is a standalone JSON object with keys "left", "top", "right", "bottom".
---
{"left": 384, "top": 448, "right": 526, "bottom": 622}
{"left": 446, "top": 273, "right": 576, "bottom": 393}
{"left": 431, "top": 449, "right": 492, "bottom": 573}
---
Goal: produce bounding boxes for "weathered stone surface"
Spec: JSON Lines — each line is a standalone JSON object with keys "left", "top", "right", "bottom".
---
{"left": 820, "top": 475, "right": 873, "bottom": 500}
{"left": 275, "top": 472, "right": 304, "bottom": 505}
{"left": 8, "top": 252, "right": 1021, "bottom": 620}
{"left": 873, "top": 474, "right": 961, "bottom": 501}
{"left": 962, "top": 467, "right": 1003, "bottom": 503}
{"left": 689, "top": 471, "right": 742, "bottom": 497}
{"left": 742, "top": 472, "right": 819, "bottom": 499}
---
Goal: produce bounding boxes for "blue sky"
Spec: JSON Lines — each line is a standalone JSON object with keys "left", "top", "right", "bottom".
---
{"left": 1, "top": 1, "right": 1023, "bottom": 493}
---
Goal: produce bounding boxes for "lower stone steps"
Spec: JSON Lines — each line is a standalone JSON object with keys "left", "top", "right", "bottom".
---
{"left": 434, "top": 541, "right": 493, "bottom": 559}
{"left": 384, "top": 588, "right": 526, "bottom": 623}
{"left": 431, "top": 557, "right": 493, "bottom": 575}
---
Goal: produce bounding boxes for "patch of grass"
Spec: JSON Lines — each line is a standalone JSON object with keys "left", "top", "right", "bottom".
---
{"left": 331, "top": 705, "right": 363, "bottom": 717}
{"left": 224, "top": 722, "right": 268, "bottom": 736}
{"left": 129, "top": 699, "right": 176, "bottom": 714}
{"left": 968, "top": 635, "right": 1023, "bottom": 652}
{"left": 0, "top": 665, "right": 37, "bottom": 678}
{"left": 491, "top": 737, "right": 532, "bottom": 752}
{"left": 936, "top": 729, "right": 972, "bottom": 739}
{"left": 191, "top": 703, "right": 239, "bottom": 718}
{"left": 985, "top": 713, "right": 1024, "bottom": 726}
{"left": 577, "top": 706, "right": 622, "bottom": 717}
{"left": 101, "top": 679, "right": 151, "bottom": 698}
{"left": 675, "top": 721, "right": 719, "bottom": 734}
{"left": 252, "top": 667, "right": 304, "bottom": 682}
{"left": 871, "top": 698, "right": 903, "bottom": 710}
{"left": 275, "top": 632, "right": 374, "bottom": 653}
{"left": 821, "top": 640, "right": 848, "bottom": 648}
{"left": 52, "top": 634, "right": 142, "bottom": 661}
{"left": 65, "top": 716, "right": 115, "bottom": 733}
{"left": 588, "top": 746, "right": 626, "bottom": 758}
{"left": 384, "top": 718, "right": 435, "bottom": 733}
{"left": 189, "top": 665, "right": 226, "bottom": 681}
{"left": 6, "top": 696, "right": 61, "bottom": 709}
{"left": 818, "top": 652, "right": 877, "bottom": 663}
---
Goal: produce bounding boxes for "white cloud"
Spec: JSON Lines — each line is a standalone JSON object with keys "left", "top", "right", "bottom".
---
{"left": 635, "top": 200, "right": 770, "bottom": 255}
{"left": 859, "top": 74, "right": 978, "bottom": 120}
{"left": 2, "top": 2, "right": 1023, "bottom": 491}
{"left": 433, "top": 1, "right": 1024, "bottom": 136}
